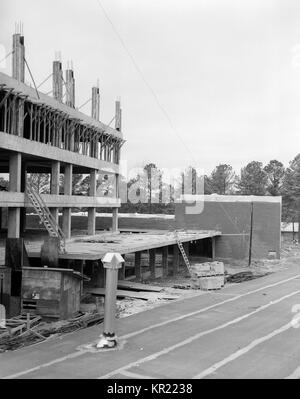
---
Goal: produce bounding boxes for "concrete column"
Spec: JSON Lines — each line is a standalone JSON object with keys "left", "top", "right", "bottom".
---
{"left": 62, "top": 164, "right": 72, "bottom": 239}
{"left": 162, "top": 246, "right": 169, "bottom": 277}
{"left": 65, "top": 68, "right": 75, "bottom": 108}
{"left": 112, "top": 208, "right": 118, "bottom": 232}
{"left": 12, "top": 33, "right": 25, "bottom": 82}
{"left": 88, "top": 169, "right": 97, "bottom": 235}
{"left": 135, "top": 251, "right": 142, "bottom": 280}
{"left": 115, "top": 99, "right": 122, "bottom": 131}
{"left": 149, "top": 249, "right": 156, "bottom": 279}
{"left": 8, "top": 153, "right": 21, "bottom": 238}
{"left": 97, "top": 253, "right": 124, "bottom": 349}
{"left": 53, "top": 60, "right": 63, "bottom": 102}
{"left": 91, "top": 87, "right": 100, "bottom": 121}
{"left": 212, "top": 237, "right": 216, "bottom": 260}
{"left": 50, "top": 161, "right": 60, "bottom": 225}
{"left": 118, "top": 255, "right": 126, "bottom": 280}
{"left": 173, "top": 244, "right": 179, "bottom": 276}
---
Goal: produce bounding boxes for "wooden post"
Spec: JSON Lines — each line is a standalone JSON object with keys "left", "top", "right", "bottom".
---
{"left": 149, "top": 249, "right": 156, "bottom": 279}
{"left": 162, "top": 246, "right": 169, "bottom": 277}
{"left": 135, "top": 251, "right": 142, "bottom": 281}
{"left": 248, "top": 201, "right": 254, "bottom": 267}
{"left": 173, "top": 244, "right": 179, "bottom": 276}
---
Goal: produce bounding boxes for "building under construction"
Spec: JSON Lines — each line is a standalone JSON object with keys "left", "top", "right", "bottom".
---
{"left": 0, "top": 30, "right": 221, "bottom": 319}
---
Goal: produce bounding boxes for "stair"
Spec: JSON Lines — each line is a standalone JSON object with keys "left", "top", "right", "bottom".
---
{"left": 26, "top": 183, "right": 66, "bottom": 254}
{"left": 174, "top": 231, "right": 196, "bottom": 278}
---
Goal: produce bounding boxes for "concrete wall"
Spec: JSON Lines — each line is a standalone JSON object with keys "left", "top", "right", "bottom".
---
{"left": 24, "top": 213, "right": 176, "bottom": 232}
{"left": 175, "top": 195, "right": 281, "bottom": 261}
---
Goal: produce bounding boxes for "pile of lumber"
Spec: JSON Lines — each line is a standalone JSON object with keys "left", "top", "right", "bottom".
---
{"left": 0, "top": 311, "right": 104, "bottom": 352}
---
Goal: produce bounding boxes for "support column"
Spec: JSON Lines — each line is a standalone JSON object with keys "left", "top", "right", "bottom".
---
{"left": 112, "top": 209, "right": 118, "bottom": 232}
{"left": 8, "top": 153, "right": 22, "bottom": 238}
{"left": 135, "top": 251, "right": 142, "bottom": 281}
{"left": 149, "top": 249, "right": 156, "bottom": 279}
{"left": 118, "top": 255, "right": 126, "bottom": 280}
{"left": 53, "top": 60, "right": 63, "bottom": 102}
{"left": 62, "top": 164, "right": 72, "bottom": 239}
{"left": 212, "top": 236, "right": 216, "bottom": 260}
{"left": 88, "top": 169, "right": 97, "bottom": 235}
{"left": 162, "top": 246, "right": 169, "bottom": 277}
{"left": 65, "top": 67, "right": 75, "bottom": 108}
{"left": 50, "top": 161, "right": 60, "bottom": 225}
{"left": 173, "top": 244, "right": 179, "bottom": 276}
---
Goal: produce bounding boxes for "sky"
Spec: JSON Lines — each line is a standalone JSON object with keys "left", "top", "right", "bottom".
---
{"left": 1, "top": 0, "right": 300, "bottom": 176}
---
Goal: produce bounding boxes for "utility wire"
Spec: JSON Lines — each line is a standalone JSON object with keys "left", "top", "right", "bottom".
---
{"left": 0, "top": 50, "right": 14, "bottom": 65}
{"left": 37, "top": 73, "right": 53, "bottom": 89}
{"left": 95, "top": 0, "right": 197, "bottom": 165}
{"left": 77, "top": 97, "right": 92, "bottom": 110}
{"left": 24, "top": 57, "right": 40, "bottom": 99}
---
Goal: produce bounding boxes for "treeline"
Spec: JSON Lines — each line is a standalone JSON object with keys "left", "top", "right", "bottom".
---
{"left": 1, "top": 155, "right": 299, "bottom": 222}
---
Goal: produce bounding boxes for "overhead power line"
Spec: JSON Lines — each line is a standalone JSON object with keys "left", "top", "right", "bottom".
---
{"left": 95, "top": 0, "right": 197, "bottom": 165}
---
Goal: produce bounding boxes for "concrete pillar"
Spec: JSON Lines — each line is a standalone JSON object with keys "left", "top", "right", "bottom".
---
{"left": 115, "top": 99, "right": 121, "bottom": 131}
{"left": 50, "top": 161, "right": 60, "bottom": 225}
{"left": 65, "top": 68, "right": 75, "bottom": 108}
{"left": 118, "top": 255, "right": 126, "bottom": 280}
{"left": 12, "top": 33, "right": 25, "bottom": 82}
{"left": 62, "top": 164, "right": 72, "bottom": 239}
{"left": 162, "top": 246, "right": 169, "bottom": 277}
{"left": 97, "top": 253, "right": 124, "bottom": 349}
{"left": 88, "top": 169, "right": 97, "bottom": 235}
{"left": 149, "top": 249, "right": 156, "bottom": 279}
{"left": 135, "top": 251, "right": 142, "bottom": 280}
{"left": 91, "top": 86, "right": 100, "bottom": 121}
{"left": 173, "top": 244, "right": 179, "bottom": 276}
{"left": 112, "top": 208, "right": 118, "bottom": 232}
{"left": 53, "top": 61, "right": 63, "bottom": 102}
{"left": 8, "top": 153, "right": 21, "bottom": 238}
{"left": 212, "top": 237, "right": 216, "bottom": 260}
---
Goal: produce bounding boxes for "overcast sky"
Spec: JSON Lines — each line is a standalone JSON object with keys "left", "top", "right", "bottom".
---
{"left": 1, "top": 0, "right": 300, "bottom": 175}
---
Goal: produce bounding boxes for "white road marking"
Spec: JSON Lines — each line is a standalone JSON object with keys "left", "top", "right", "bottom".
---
{"left": 98, "top": 289, "right": 300, "bottom": 379}
{"left": 121, "top": 274, "right": 300, "bottom": 340}
{"left": 285, "top": 365, "right": 300, "bottom": 379}
{"left": 193, "top": 322, "right": 293, "bottom": 379}
{"left": 119, "top": 370, "right": 153, "bottom": 379}
{"left": 3, "top": 273, "right": 300, "bottom": 379}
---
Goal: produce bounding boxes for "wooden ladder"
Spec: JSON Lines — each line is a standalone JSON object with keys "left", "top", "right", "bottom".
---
{"left": 174, "top": 231, "right": 195, "bottom": 278}
{"left": 26, "top": 183, "right": 66, "bottom": 254}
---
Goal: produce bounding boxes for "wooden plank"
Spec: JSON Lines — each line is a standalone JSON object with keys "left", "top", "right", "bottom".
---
{"left": 117, "top": 280, "right": 163, "bottom": 292}
{"left": 86, "top": 288, "right": 178, "bottom": 301}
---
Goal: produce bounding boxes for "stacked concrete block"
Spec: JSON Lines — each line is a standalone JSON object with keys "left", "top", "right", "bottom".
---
{"left": 191, "top": 261, "right": 225, "bottom": 290}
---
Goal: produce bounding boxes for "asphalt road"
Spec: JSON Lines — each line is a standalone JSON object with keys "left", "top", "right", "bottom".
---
{"left": 1, "top": 263, "right": 300, "bottom": 379}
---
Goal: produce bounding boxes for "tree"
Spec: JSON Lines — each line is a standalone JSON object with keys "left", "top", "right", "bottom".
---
{"left": 209, "top": 164, "right": 236, "bottom": 194}
{"left": 264, "top": 160, "right": 285, "bottom": 196}
{"left": 28, "top": 174, "right": 50, "bottom": 194}
{"left": 144, "top": 163, "right": 159, "bottom": 213}
{"left": 237, "top": 161, "right": 268, "bottom": 195}
{"left": 281, "top": 154, "right": 300, "bottom": 240}
{"left": 0, "top": 177, "right": 8, "bottom": 191}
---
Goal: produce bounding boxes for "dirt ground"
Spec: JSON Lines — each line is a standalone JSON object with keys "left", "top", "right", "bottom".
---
{"left": 115, "top": 239, "right": 300, "bottom": 318}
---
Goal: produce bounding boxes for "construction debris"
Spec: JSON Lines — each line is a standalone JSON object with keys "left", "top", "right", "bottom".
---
{"left": 190, "top": 262, "right": 225, "bottom": 290}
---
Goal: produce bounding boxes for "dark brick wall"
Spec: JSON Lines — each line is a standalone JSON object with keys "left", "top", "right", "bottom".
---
{"left": 175, "top": 200, "right": 281, "bottom": 260}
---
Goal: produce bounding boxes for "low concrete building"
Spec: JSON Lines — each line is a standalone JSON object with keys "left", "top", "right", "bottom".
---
{"left": 175, "top": 195, "right": 282, "bottom": 261}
